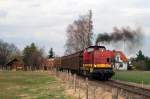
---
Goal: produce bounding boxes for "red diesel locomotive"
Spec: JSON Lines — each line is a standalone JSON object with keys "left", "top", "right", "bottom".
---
{"left": 83, "top": 46, "right": 115, "bottom": 80}
{"left": 56, "top": 46, "right": 128, "bottom": 80}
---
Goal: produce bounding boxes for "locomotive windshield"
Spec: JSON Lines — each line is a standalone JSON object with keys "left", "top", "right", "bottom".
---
{"left": 86, "top": 46, "right": 106, "bottom": 52}
{"left": 87, "top": 48, "right": 94, "bottom": 52}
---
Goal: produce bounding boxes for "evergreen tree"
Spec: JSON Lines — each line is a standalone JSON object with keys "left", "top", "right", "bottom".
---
{"left": 132, "top": 50, "right": 150, "bottom": 70}
{"left": 48, "top": 48, "right": 54, "bottom": 58}
{"left": 136, "top": 50, "right": 145, "bottom": 61}
{"left": 145, "top": 57, "right": 150, "bottom": 70}
{"left": 23, "top": 43, "right": 44, "bottom": 70}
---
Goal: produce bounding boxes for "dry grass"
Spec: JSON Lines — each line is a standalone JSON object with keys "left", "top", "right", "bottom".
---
{"left": 0, "top": 71, "right": 75, "bottom": 99}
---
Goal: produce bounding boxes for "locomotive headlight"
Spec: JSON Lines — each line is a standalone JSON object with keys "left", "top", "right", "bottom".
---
{"left": 94, "top": 64, "right": 96, "bottom": 67}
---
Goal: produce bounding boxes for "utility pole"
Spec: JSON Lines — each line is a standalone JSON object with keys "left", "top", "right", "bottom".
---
{"left": 123, "top": 39, "right": 125, "bottom": 53}
{"left": 88, "top": 10, "right": 92, "bottom": 47}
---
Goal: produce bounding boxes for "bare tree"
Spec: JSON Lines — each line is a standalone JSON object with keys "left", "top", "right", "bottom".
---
{"left": 0, "top": 40, "right": 19, "bottom": 70}
{"left": 65, "top": 10, "right": 93, "bottom": 55}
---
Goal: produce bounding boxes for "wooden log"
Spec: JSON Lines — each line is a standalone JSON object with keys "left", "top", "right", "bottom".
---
{"left": 86, "top": 77, "right": 88, "bottom": 99}
{"left": 78, "top": 80, "right": 80, "bottom": 99}
{"left": 93, "top": 86, "right": 96, "bottom": 99}
{"left": 112, "top": 88, "right": 118, "bottom": 99}
{"left": 73, "top": 74, "right": 76, "bottom": 92}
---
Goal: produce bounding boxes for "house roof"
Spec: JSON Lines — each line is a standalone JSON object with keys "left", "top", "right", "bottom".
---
{"left": 6, "top": 58, "right": 19, "bottom": 65}
{"left": 114, "top": 51, "right": 128, "bottom": 62}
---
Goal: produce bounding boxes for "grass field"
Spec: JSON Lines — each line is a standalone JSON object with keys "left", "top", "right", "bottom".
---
{"left": 0, "top": 71, "right": 74, "bottom": 99}
{"left": 112, "top": 71, "right": 150, "bottom": 85}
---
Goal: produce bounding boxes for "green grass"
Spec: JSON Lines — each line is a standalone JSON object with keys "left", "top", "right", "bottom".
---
{"left": 0, "top": 71, "right": 74, "bottom": 99}
{"left": 112, "top": 71, "right": 150, "bottom": 85}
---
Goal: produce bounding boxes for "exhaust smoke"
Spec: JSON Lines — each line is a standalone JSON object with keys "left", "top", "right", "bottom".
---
{"left": 96, "top": 26, "right": 144, "bottom": 53}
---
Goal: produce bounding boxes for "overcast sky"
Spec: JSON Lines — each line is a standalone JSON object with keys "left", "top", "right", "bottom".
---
{"left": 0, "top": 0, "right": 150, "bottom": 57}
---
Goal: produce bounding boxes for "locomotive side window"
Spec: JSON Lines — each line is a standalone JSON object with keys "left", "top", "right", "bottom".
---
{"left": 107, "top": 58, "right": 111, "bottom": 63}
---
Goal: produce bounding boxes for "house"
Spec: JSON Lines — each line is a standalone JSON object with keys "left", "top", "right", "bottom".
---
{"left": 113, "top": 51, "right": 128, "bottom": 70}
{"left": 6, "top": 58, "right": 24, "bottom": 70}
{"left": 42, "top": 58, "right": 55, "bottom": 70}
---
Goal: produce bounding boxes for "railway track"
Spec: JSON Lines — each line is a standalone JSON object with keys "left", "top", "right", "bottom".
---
{"left": 76, "top": 75, "right": 150, "bottom": 98}
{"left": 56, "top": 71, "right": 150, "bottom": 98}
{"left": 104, "top": 80, "right": 150, "bottom": 97}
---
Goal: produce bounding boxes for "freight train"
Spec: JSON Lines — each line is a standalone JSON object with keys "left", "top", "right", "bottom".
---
{"left": 54, "top": 46, "right": 128, "bottom": 80}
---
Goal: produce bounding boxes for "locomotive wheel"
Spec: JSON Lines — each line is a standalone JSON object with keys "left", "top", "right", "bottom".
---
{"left": 88, "top": 73, "right": 93, "bottom": 80}
{"left": 104, "top": 76, "right": 109, "bottom": 81}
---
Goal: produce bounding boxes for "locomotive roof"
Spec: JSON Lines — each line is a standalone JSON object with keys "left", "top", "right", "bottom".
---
{"left": 88, "top": 46, "right": 106, "bottom": 49}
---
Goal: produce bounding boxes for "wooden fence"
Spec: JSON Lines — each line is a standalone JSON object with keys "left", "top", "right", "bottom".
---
{"left": 49, "top": 69, "right": 143, "bottom": 99}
